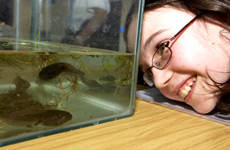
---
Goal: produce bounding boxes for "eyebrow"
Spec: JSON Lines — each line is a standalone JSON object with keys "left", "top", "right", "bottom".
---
{"left": 143, "top": 29, "right": 167, "bottom": 50}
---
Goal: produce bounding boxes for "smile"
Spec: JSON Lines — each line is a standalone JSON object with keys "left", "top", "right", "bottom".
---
{"left": 178, "top": 76, "right": 196, "bottom": 99}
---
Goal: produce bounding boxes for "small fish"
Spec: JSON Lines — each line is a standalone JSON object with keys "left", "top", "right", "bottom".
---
{"left": 98, "top": 75, "right": 116, "bottom": 82}
{"left": 39, "top": 62, "right": 85, "bottom": 81}
{"left": 38, "top": 109, "right": 72, "bottom": 126}
{"left": 0, "top": 74, "right": 72, "bottom": 127}
{"left": 0, "top": 109, "right": 72, "bottom": 126}
{"left": 80, "top": 76, "right": 101, "bottom": 87}
{"left": 13, "top": 74, "right": 31, "bottom": 92}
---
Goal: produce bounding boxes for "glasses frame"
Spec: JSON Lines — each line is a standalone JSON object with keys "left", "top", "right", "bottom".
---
{"left": 143, "top": 14, "right": 202, "bottom": 86}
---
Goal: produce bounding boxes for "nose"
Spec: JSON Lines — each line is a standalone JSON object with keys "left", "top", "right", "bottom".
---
{"left": 151, "top": 67, "right": 173, "bottom": 89}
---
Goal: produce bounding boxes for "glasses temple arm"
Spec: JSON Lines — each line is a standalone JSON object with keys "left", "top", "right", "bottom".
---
{"left": 169, "top": 13, "right": 202, "bottom": 42}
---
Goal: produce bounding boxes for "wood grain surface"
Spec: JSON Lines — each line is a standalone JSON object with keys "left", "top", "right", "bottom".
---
{"left": 2, "top": 98, "right": 229, "bottom": 150}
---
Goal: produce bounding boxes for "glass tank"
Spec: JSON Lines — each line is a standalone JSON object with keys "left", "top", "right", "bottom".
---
{"left": 0, "top": 0, "right": 143, "bottom": 146}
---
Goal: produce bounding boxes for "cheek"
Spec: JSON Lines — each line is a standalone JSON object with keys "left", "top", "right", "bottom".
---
{"left": 171, "top": 41, "right": 230, "bottom": 83}
{"left": 169, "top": 43, "right": 209, "bottom": 76}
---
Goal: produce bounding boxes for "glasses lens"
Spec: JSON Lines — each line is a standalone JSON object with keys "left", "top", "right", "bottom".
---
{"left": 153, "top": 46, "right": 171, "bottom": 69}
{"left": 143, "top": 70, "right": 154, "bottom": 86}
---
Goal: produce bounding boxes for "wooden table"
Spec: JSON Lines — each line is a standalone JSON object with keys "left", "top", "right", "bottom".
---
{"left": 2, "top": 98, "right": 229, "bottom": 150}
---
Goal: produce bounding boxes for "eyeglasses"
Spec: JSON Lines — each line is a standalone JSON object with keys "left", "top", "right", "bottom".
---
{"left": 143, "top": 14, "right": 201, "bottom": 86}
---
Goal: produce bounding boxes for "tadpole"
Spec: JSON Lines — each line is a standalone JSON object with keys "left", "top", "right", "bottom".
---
{"left": 39, "top": 62, "right": 85, "bottom": 81}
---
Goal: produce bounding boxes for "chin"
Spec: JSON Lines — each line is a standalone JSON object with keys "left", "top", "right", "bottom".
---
{"left": 190, "top": 100, "right": 217, "bottom": 114}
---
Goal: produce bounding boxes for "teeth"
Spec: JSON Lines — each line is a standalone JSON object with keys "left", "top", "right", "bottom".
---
{"left": 188, "top": 82, "right": 193, "bottom": 86}
{"left": 179, "top": 90, "right": 188, "bottom": 98}
{"left": 184, "top": 86, "right": 191, "bottom": 91}
{"left": 178, "top": 77, "right": 196, "bottom": 99}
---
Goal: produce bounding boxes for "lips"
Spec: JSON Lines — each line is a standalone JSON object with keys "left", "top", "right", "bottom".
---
{"left": 177, "top": 76, "right": 196, "bottom": 100}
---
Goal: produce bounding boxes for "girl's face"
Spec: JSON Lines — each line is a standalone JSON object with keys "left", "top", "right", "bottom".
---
{"left": 131, "top": 6, "right": 230, "bottom": 114}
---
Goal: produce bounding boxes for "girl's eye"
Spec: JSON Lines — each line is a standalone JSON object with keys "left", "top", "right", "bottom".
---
{"left": 157, "top": 46, "right": 165, "bottom": 55}
{"left": 156, "top": 40, "right": 169, "bottom": 49}
{"left": 156, "top": 40, "right": 169, "bottom": 55}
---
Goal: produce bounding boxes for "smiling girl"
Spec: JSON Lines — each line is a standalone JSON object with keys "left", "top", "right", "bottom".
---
{"left": 125, "top": 0, "right": 230, "bottom": 114}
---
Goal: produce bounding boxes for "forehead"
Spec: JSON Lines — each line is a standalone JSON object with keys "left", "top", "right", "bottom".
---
{"left": 127, "top": 6, "right": 193, "bottom": 54}
{"left": 142, "top": 6, "right": 192, "bottom": 39}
